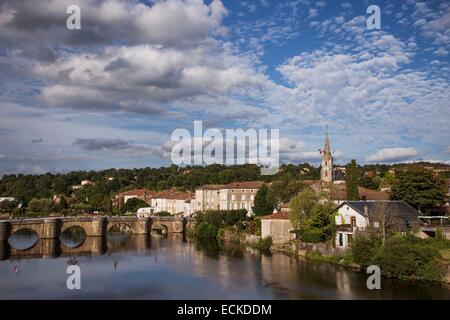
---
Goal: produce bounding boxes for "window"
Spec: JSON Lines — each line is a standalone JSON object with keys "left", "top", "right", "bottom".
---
{"left": 231, "top": 195, "right": 236, "bottom": 201}
{"left": 338, "top": 233, "right": 343, "bottom": 247}
{"left": 347, "top": 234, "right": 353, "bottom": 244}
{"left": 250, "top": 195, "right": 254, "bottom": 201}
{"left": 373, "top": 221, "right": 380, "bottom": 228}
{"left": 404, "top": 218, "right": 412, "bottom": 229}
{"left": 351, "top": 216, "right": 356, "bottom": 227}
{"left": 241, "top": 195, "right": 246, "bottom": 201}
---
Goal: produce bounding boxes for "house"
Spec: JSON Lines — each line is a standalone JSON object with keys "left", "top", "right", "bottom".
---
{"left": 149, "top": 189, "right": 195, "bottom": 216}
{"left": 0, "top": 197, "right": 15, "bottom": 203}
{"left": 81, "top": 180, "right": 95, "bottom": 186}
{"left": 331, "top": 185, "right": 389, "bottom": 205}
{"left": 194, "top": 184, "right": 223, "bottom": 212}
{"left": 261, "top": 211, "right": 295, "bottom": 244}
{"left": 194, "top": 181, "right": 264, "bottom": 215}
{"left": 114, "top": 188, "right": 156, "bottom": 208}
{"left": 219, "top": 181, "right": 264, "bottom": 215}
{"left": 334, "top": 200, "right": 420, "bottom": 248}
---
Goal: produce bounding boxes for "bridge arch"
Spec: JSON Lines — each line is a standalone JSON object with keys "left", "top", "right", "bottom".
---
{"left": 60, "top": 226, "right": 86, "bottom": 249}
{"left": 8, "top": 228, "right": 40, "bottom": 250}
{"left": 107, "top": 222, "right": 134, "bottom": 234}
{"left": 151, "top": 222, "right": 168, "bottom": 236}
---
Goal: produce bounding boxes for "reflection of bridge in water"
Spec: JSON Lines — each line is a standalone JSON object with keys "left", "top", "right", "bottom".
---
{"left": 0, "top": 216, "right": 196, "bottom": 260}
{"left": 0, "top": 233, "right": 188, "bottom": 260}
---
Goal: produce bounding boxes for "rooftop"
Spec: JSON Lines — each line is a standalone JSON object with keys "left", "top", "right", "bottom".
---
{"left": 338, "top": 200, "right": 420, "bottom": 218}
{"left": 261, "top": 211, "right": 290, "bottom": 220}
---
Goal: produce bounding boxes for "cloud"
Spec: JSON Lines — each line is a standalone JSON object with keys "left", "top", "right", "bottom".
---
{"left": 31, "top": 138, "right": 43, "bottom": 143}
{"left": 34, "top": 43, "right": 266, "bottom": 117}
{"left": 0, "top": 0, "right": 228, "bottom": 50}
{"left": 366, "top": 148, "right": 418, "bottom": 163}
{"left": 72, "top": 138, "right": 167, "bottom": 158}
{"left": 445, "top": 146, "right": 450, "bottom": 155}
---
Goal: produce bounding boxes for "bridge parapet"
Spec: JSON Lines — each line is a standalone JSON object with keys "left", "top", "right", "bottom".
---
{"left": 0, "top": 215, "right": 195, "bottom": 241}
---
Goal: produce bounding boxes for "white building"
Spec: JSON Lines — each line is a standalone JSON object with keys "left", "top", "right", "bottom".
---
{"left": 0, "top": 197, "right": 15, "bottom": 203}
{"left": 195, "top": 181, "right": 264, "bottom": 215}
{"left": 149, "top": 190, "right": 194, "bottom": 216}
{"left": 334, "top": 200, "right": 420, "bottom": 248}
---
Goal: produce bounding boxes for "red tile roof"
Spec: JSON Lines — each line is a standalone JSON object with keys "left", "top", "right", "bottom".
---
{"left": 261, "top": 211, "right": 290, "bottom": 220}
{"left": 119, "top": 189, "right": 156, "bottom": 197}
{"left": 222, "top": 181, "right": 265, "bottom": 189}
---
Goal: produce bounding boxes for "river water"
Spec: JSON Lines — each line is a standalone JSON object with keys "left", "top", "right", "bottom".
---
{"left": 0, "top": 230, "right": 449, "bottom": 300}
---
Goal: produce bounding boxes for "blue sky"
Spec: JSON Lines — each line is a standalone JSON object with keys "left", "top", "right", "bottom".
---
{"left": 0, "top": 0, "right": 449, "bottom": 175}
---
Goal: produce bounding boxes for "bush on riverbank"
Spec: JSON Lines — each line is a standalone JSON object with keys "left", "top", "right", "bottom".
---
{"left": 350, "top": 233, "right": 449, "bottom": 281}
{"left": 193, "top": 209, "right": 248, "bottom": 238}
{"left": 195, "top": 222, "right": 219, "bottom": 238}
{"left": 249, "top": 236, "right": 272, "bottom": 251}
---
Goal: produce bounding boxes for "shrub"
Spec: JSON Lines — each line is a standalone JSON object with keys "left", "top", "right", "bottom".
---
{"left": 156, "top": 211, "right": 171, "bottom": 217}
{"left": 253, "top": 236, "right": 272, "bottom": 251}
{"left": 236, "top": 220, "right": 245, "bottom": 232}
{"left": 350, "top": 233, "right": 381, "bottom": 268}
{"left": 223, "top": 209, "right": 247, "bottom": 226}
{"left": 194, "top": 222, "right": 218, "bottom": 238}
{"left": 301, "top": 228, "right": 325, "bottom": 243}
{"left": 374, "top": 235, "right": 443, "bottom": 281}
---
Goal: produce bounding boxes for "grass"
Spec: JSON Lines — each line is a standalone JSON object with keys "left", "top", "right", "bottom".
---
{"left": 438, "top": 248, "right": 450, "bottom": 261}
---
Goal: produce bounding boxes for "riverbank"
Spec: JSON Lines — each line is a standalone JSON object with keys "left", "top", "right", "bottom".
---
{"left": 218, "top": 229, "right": 450, "bottom": 285}
{"left": 274, "top": 239, "right": 450, "bottom": 286}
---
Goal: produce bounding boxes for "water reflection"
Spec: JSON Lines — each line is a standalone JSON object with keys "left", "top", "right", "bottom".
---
{"left": 0, "top": 233, "right": 449, "bottom": 300}
{"left": 60, "top": 227, "right": 86, "bottom": 248}
{"left": 8, "top": 229, "right": 39, "bottom": 250}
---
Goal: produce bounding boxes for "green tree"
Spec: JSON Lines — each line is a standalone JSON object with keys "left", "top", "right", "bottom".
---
{"left": 252, "top": 184, "right": 274, "bottom": 216}
{"left": 346, "top": 159, "right": 359, "bottom": 200}
{"left": 390, "top": 165, "right": 446, "bottom": 212}
{"left": 267, "top": 179, "right": 305, "bottom": 209}
{"left": 122, "top": 198, "right": 149, "bottom": 213}
{"left": 289, "top": 188, "right": 318, "bottom": 229}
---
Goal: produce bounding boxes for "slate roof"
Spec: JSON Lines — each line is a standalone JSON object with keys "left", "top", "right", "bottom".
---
{"left": 340, "top": 200, "right": 420, "bottom": 218}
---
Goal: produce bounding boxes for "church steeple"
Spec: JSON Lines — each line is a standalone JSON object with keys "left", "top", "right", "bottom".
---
{"left": 321, "top": 127, "right": 333, "bottom": 184}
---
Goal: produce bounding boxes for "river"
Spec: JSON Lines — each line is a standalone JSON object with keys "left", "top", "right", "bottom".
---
{"left": 0, "top": 230, "right": 449, "bottom": 299}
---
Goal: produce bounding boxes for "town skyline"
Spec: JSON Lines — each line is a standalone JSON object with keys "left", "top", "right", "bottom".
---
{"left": 0, "top": 0, "right": 449, "bottom": 176}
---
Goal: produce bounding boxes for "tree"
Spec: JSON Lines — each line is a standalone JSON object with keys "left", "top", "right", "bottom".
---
{"left": 289, "top": 188, "right": 318, "bottom": 229}
{"left": 370, "top": 201, "right": 396, "bottom": 244}
{"left": 267, "top": 179, "right": 305, "bottom": 209}
{"left": 390, "top": 165, "right": 446, "bottom": 212}
{"left": 122, "top": 198, "right": 149, "bottom": 213}
{"left": 252, "top": 184, "right": 274, "bottom": 216}
{"left": 346, "top": 159, "right": 359, "bottom": 200}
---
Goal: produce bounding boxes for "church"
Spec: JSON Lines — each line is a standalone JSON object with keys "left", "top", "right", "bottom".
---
{"left": 320, "top": 129, "right": 333, "bottom": 185}
{"left": 308, "top": 130, "right": 389, "bottom": 201}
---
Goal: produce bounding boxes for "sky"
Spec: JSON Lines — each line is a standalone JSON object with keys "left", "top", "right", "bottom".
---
{"left": 0, "top": 0, "right": 449, "bottom": 175}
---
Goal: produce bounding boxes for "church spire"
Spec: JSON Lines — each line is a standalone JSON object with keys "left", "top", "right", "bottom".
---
{"left": 321, "top": 127, "right": 333, "bottom": 184}
{"left": 324, "top": 126, "right": 331, "bottom": 155}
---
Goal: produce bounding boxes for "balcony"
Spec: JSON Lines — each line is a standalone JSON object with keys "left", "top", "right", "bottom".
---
{"left": 336, "top": 224, "right": 354, "bottom": 232}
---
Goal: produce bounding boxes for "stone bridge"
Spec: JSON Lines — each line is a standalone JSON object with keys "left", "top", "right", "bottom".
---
{"left": 0, "top": 234, "right": 161, "bottom": 260}
{"left": 0, "top": 216, "right": 196, "bottom": 242}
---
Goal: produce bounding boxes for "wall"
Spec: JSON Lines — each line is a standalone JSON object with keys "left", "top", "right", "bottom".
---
{"left": 261, "top": 219, "right": 293, "bottom": 244}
